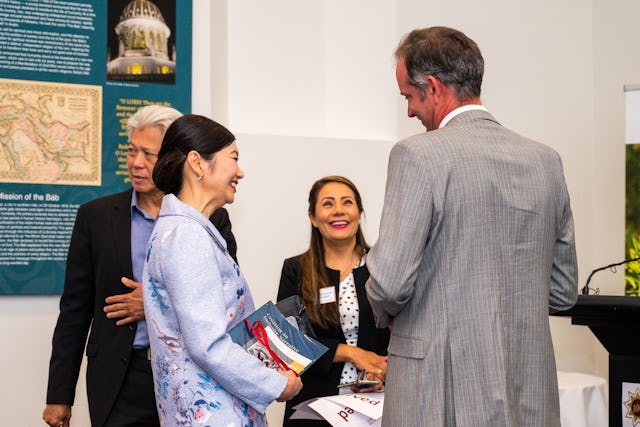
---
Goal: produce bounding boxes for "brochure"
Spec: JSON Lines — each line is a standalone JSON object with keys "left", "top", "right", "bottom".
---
{"left": 229, "top": 300, "right": 328, "bottom": 375}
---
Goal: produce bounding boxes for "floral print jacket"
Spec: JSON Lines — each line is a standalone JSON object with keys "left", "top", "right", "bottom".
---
{"left": 142, "top": 194, "right": 286, "bottom": 426}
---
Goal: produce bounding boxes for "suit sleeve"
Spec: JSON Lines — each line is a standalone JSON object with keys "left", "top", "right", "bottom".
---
{"left": 366, "top": 141, "right": 433, "bottom": 327}
{"left": 209, "top": 207, "right": 238, "bottom": 263}
{"left": 549, "top": 163, "right": 579, "bottom": 310}
{"left": 46, "top": 204, "right": 95, "bottom": 405}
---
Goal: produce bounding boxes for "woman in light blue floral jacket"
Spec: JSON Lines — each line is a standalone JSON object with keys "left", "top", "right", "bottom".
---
{"left": 142, "top": 115, "right": 302, "bottom": 426}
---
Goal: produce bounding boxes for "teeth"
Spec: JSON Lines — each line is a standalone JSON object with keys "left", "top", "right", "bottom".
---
{"left": 331, "top": 221, "right": 348, "bottom": 226}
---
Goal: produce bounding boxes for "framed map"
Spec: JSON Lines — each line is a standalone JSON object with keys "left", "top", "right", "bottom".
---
{"left": 0, "top": 78, "right": 102, "bottom": 185}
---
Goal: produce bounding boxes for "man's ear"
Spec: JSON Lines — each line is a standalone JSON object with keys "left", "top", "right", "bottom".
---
{"left": 426, "top": 75, "right": 438, "bottom": 95}
{"left": 428, "top": 75, "right": 449, "bottom": 102}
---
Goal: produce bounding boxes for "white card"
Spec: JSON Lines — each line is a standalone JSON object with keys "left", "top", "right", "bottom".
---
{"left": 324, "top": 392, "right": 384, "bottom": 420}
{"left": 319, "top": 286, "right": 337, "bottom": 304}
{"left": 308, "top": 398, "right": 381, "bottom": 427}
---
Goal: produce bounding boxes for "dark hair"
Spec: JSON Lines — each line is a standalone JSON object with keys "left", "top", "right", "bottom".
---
{"left": 299, "top": 175, "right": 369, "bottom": 329}
{"left": 153, "top": 114, "right": 235, "bottom": 195}
{"left": 395, "top": 26, "right": 484, "bottom": 101}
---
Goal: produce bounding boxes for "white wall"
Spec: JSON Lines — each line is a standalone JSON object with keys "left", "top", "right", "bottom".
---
{"left": 2, "top": 0, "right": 636, "bottom": 425}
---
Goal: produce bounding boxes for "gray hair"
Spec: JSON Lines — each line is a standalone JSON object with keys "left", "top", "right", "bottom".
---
{"left": 395, "top": 26, "right": 484, "bottom": 101}
{"left": 126, "top": 104, "right": 183, "bottom": 140}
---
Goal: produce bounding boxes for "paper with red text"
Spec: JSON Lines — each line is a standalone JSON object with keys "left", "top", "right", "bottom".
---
{"left": 308, "top": 399, "right": 381, "bottom": 427}
{"left": 290, "top": 392, "right": 384, "bottom": 426}
{"left": 323, "top": 392, "right": 384, "bottom": 419}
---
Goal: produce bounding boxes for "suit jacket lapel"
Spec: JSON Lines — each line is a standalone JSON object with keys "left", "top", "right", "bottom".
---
{"left": 112, "top": 189, "right": 134, "bottom": 280}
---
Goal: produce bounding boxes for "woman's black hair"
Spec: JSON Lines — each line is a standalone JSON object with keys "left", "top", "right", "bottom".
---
{"left": 153, "top": 114, "right": 235, "bottom": 195}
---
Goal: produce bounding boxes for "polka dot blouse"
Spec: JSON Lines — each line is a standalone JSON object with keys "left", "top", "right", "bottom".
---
{"left": 338, "top": 257, "right": 365, "bottom": 393}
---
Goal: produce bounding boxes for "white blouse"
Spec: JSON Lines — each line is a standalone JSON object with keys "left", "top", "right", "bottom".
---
{"left": 337, "top": 257, "right": 365, "bottom": 393}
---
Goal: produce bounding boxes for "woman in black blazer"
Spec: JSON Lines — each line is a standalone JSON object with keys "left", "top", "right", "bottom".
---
{"left": 277, "top": 176, "right": 390, "bottom": 427}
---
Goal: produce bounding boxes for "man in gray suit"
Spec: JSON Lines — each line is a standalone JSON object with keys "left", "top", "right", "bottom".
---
{"left": 365, "top": 26, "right": 578, "bottom": 426}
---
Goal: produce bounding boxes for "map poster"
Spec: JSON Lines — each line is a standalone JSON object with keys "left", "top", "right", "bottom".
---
{"left": 0, "top": 0, "right": 192, "bottom": 294}
{"left": 0, "top": 79, "right": 102, "bottom": 185}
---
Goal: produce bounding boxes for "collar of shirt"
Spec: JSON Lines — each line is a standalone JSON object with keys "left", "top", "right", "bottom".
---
{"left": 439, "top": 104, "right": 488, "bottom": 129}
{"left": 130, "top": 190, "right": 156, "bottom": 282}
{"left": 130, "top": 189, "right": 156, "bottom": 218}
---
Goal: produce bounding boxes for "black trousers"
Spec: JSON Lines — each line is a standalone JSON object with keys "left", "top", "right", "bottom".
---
{"left": 103, "top": 348, "right": 159, "bottom": 427}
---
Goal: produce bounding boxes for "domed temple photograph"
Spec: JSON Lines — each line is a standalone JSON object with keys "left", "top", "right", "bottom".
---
{"left": 107, "top": 0, "right": 176, "bottom": 84}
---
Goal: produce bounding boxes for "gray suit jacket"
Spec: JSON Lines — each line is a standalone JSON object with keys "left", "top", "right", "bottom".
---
{"left": 366, "top": 109, "right": 578, "bottom": 426}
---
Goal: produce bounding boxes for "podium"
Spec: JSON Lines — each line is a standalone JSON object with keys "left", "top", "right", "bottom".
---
{"left": 551, "top": 295, "right": 640, "bottom": 427}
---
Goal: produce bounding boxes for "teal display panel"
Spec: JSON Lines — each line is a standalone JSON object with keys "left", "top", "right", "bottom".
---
{"left": 0, "top": 0, "right": 192, "bottom": 294}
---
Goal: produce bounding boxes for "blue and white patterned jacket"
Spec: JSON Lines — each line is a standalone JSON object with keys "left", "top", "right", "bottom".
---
{"left": 142, "top": 194, "right": 286, "bottom": 427}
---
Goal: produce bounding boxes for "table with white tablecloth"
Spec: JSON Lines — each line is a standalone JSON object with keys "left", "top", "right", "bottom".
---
{"left": 558, "top": 371, "right": 608, "bottom": 427}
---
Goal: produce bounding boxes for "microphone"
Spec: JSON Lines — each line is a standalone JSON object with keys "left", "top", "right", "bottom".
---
{"left": 581, "top": 256, "right": 640, "bottom": 295}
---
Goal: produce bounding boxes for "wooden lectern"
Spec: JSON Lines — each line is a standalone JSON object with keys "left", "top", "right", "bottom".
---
{"left": 551, "top": 295, "right": 640, "bottom": 427}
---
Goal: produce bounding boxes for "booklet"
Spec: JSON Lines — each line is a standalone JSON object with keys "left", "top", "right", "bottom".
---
{"left": 229, "top": 300, "right": 328, "bottom": 375}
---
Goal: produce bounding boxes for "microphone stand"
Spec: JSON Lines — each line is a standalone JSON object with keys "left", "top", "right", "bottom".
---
{"left": 581, "top": 256, "right": 640, "bottom": 295}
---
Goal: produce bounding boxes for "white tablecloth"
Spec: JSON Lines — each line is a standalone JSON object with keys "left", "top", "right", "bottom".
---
{"left": 558, "top": 371, "right": 608, "bottom": 427}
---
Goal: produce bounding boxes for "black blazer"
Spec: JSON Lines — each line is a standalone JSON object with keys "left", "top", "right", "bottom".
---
{"left": 277, "top": 255, "right": 390, "bottom": 427}
{"left": 45, "top": 189, "right": 237, "bottom": 427}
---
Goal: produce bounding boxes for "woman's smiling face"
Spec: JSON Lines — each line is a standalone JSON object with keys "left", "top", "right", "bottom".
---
{"left": 202, "top": 141, "right": 244, "bottom": 206}
{"left": 309, "top": 182, "right": 361, "bottom": 244}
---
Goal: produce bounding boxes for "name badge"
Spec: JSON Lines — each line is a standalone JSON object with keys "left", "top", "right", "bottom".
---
{"left": 319, "top": 286, "right": 336, "bottom": 304}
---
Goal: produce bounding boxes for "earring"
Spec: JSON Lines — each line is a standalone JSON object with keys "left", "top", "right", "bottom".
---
{"left": 196, "top": 175, "right": 203, "bottom": 182}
